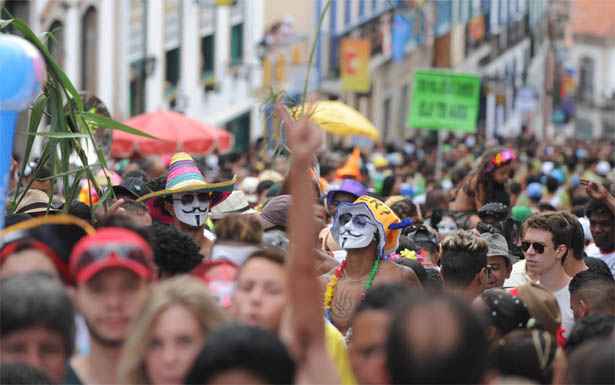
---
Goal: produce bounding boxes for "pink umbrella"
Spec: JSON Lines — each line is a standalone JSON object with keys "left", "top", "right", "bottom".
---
{"left": 111, "top": 110, "right": 233, "bottom": 158}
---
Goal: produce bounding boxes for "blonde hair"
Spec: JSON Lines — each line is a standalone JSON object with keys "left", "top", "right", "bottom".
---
{"left": 118, "top": 275, "right": 228, "bottom": 384}
{"left": 441, "top": 230, "right": 488, "bottom": 254}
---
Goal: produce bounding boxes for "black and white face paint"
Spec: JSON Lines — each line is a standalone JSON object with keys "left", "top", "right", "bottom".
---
{"left": 173, "top": 192, "right": 210, "bottom": 227}
{"left": 332, "top": 204, "right": 377, "bottom": 250}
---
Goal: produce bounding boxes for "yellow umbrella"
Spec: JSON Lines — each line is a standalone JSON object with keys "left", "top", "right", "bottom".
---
{"left": 292, "top": 101, "right": 380, "bottom": 142}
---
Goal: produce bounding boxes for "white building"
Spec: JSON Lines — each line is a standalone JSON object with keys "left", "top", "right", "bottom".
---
{"left": 3, "top": 0, "right": 264, "bottom": 155}
{"left": 569, "top": 0, "right": 615, "bottom": 139}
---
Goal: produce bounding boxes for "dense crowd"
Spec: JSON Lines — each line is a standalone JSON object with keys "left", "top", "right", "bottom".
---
{"left": 0, "top": 107, "right": 614, "bottom": 385}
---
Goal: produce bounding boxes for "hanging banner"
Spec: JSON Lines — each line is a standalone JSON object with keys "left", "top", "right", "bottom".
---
{"left": 340, "top": 38, "right": 371, "bottom": 93}
{"left": 408, "top": 70, "right": 481, "bottom": 133}
{"left": 468, "top": 15, "right": 485, "bottom": 42}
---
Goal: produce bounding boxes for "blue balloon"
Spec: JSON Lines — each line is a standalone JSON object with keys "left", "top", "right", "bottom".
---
{"left": 0, "top": 35, "right": 46, "bottom": 229}
{"left": 0, "top": 35, "right": 46, "bottom": 111}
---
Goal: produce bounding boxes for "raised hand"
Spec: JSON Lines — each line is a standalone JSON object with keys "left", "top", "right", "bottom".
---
{"left": 275, "top": 101, "right": 322, "bottom": 163}
{"left": 581, "top": 179, "right": 609, "bottom": 201}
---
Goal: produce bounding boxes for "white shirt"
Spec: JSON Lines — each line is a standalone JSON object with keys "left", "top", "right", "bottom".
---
{"left": 589, "top": 249, "right": 615, "bottom": 277}
{"left": 553, "top": 284, "right": 574, "bottom": 337}
{"left": 504, "top": 260, "right": 530, "bottom": 288}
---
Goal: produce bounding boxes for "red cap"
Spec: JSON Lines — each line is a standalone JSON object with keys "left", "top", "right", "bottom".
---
{"left": 69, "top": 228, "right": 154, "bottom": 284}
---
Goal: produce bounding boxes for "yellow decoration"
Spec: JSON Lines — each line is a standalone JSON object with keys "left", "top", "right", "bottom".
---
{"left": 400, "top": 249, "right": 417, "bottom": 260}
{"left": 291, "top": 101, "right": 380, "bottom": 141}
{"left": 274, "top": 54, "right": 286, "bottom": 82}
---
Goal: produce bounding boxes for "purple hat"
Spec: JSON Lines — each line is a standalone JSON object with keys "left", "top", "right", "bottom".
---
{"left": 326, "top": 179, "right": 367, "bottom": 206}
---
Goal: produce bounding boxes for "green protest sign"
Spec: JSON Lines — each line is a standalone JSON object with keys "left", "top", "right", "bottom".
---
{"left": 408, "top": 70, "right": 480, "bottom": 133}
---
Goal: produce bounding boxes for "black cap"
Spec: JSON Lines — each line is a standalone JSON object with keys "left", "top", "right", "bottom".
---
{"left": 112, "top": 177, "right": 147, "bottom": 200}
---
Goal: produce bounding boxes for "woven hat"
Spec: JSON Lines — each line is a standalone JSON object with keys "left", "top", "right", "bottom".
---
{"left": 138, "top": 152, "right": 235, "bottom": 203}
{"left": 15, "top": 189, "right": 61, "bottom": 215}
{"left": 210, "top": 191, "right": 257, "bottom": 220}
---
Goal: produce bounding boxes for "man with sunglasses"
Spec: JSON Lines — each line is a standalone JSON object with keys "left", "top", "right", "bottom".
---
{"left": 515, "top": 212, "right": 574, "bottom": 336}
{"left": 64, "top": 228, "right": 155, "bottom": 385}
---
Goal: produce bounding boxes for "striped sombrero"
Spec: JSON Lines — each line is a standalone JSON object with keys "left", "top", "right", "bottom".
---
{"left": 137, "top": 152, "right": 235, "bottom": 204}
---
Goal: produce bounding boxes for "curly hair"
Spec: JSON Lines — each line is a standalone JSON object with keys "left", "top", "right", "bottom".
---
{"left": 148, "top": 223, "right": 202, "bottom": 277}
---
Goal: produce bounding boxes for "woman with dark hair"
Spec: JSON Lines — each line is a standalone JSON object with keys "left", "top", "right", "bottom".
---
{"left": 449, "top": 147, "right": 517, "bottom": 228}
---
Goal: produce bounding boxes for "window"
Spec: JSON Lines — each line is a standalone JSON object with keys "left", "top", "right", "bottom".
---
{"left": 399, "top": 84, "right": 409, "bottom": 133}
{"left": 3, "top": 0, "right": 30, "bottom": 33}
{"left": 225, "top": 112, "right": 251, "bottom": 153}
{"left": 578, "top": 57, "right": 594, "bottom": 103}
{"left": 344, "top": 0, "right": 351, "bottom": 26}
{"left": 383, "top": 97, "right": 391, "bottom": 140}
{"left": 165, "top": 48, "right": 180, "bottom": 107}
{"left": 47, "top": 20, "right": 65, "bottom": 68}
{"left": 81, "top": 7, "right": 98, "bottom": 94}
{"left": 201, "top": 34, "right": 215, "bottom": 89}
{"left": 130, "top": 77, "right": 145, "bottom": 115}
{"left": 231, "top": 23, "right": 244, "bottom": 66}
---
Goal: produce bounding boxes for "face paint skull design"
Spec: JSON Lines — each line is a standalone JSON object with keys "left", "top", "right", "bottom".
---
{"left": 332, "top": 204, "right": 378, "bottom": 250}
{"left": 173, "top": 191, "right": 210, "bottom": 227}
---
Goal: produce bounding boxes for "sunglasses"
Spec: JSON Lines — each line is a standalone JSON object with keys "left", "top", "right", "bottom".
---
{"left": 521, "top": 241, "right": 545, "bottom": 254}
{"left": 74, "top": 244, "right": 151, "bottom": 272}
{"left": 174, "top": 192, "right": 211, "bottom": 206}
{"left": 338, "top": 213, "right": 375, "bottom": 229}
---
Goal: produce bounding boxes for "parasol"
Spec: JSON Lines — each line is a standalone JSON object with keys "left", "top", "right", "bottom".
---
{"left": 111, "top": 110, "right": 233, "bottom": 158}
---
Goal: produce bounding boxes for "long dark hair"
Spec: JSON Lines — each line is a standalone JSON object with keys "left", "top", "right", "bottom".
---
{"left": 456, "top": 147, "right": 510, "bottom": 207}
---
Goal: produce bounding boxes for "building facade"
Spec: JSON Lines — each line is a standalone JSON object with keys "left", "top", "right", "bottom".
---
{"left": 3, "top": 0, "right": 265, "bottom": 155}
{"left": 314, "top": 0, "right": 549, "bottom": 142}
{"left": 569, "top": 0, "right": 615, "bottom": 139}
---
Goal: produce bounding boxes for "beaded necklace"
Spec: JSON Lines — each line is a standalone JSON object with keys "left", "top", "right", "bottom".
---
{"left": 324, "top": 256, "right": 381, "bottom": 320}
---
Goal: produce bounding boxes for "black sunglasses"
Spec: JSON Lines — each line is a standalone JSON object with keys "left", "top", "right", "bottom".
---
{"left": 521, "top": 241, "right": 545, "bottom": 254}
{"left": 174, "top": 192, "right": 211, "bottom": 206}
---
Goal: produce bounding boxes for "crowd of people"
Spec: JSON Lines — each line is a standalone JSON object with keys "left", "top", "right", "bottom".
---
{"left": 1, "top": 105, "right": 614, "bottom": 385}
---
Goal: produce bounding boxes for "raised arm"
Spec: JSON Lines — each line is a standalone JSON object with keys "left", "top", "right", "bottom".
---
{"left": 277, "top": 103, "right": 339, "bottom": 384}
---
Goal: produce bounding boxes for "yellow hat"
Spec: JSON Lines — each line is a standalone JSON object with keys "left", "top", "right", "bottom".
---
{"left": 354, "top": 196, "right": 401, "bottom": 255}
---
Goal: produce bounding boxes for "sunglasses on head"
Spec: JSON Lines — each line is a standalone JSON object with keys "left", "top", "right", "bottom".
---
{"left": 174, "top": 192, "right": 211, "bottom": 206}
{"left": 75, "top": 244, "right": 151, "bottom": 272}
{"left": 521, "top": 241, "right": 545, "bottom": 254}
{"left": 338, "top": 213, "right": 374, "bottom": 229}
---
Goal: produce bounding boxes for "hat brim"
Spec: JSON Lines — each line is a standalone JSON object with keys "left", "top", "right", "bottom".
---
{"left": 211, "top": 208, "right": 258, "bottom": 220}
{"left": 112, "top": 185, "right": 139, "bottom": 199}
{"left": 137, "top": 177, "right": 237, "bottom": 202}
{"left": 76, "top": 258, "right": 152, "bottom": 284}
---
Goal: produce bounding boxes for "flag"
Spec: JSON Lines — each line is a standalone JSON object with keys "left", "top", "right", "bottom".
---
{"left": 392, "top": 14, "right": 411, "bottom": 62}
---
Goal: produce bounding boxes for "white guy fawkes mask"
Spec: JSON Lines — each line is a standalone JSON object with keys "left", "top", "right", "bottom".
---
{"left": 173, "top": 191, "right": 210, "bottom": 228}
{"left": 332, "top": 204, "right": 378, "bottom": 250}
{"left": 437, "top": 216, "right": 457, "bottom": 237}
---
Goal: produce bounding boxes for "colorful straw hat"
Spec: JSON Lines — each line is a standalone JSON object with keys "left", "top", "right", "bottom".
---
{"left": 137, "top": 152, "right": 235, "bottom": 203}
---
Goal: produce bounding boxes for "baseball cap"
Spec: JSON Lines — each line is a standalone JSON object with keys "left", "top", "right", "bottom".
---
{"left": 511, "top": 205, "right": 532, "bottom": 223}
{"left": 326, "top": 179, "right": 367, "bottom": 206}
{"left": 480, "top": 232, "right": 513, "bottom": 264}
{"left": 112, "top": 177, "right": 148, "bottom": 200}
{"left": 69, "top": 228, "right": 154, "bottom": 284}
{"left": 527, "top": 182, "right": 543, "bottom": 200}
{"left": 596, "top": 160, "right": 611, "bottom": 176}
{"left": 259, "top": 195, "right": 291, "bottom": 230}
